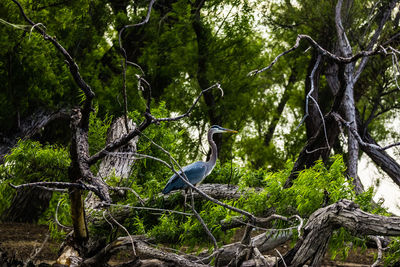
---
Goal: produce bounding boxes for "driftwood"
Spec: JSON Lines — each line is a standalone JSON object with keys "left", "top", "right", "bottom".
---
{"left": 82, "top": 236, "right": 208, "bottom": 267}
{"left": 283, "top": 199, "right": 400, "bottom": 266}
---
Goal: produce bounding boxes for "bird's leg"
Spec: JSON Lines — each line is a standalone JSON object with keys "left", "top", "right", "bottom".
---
{"left": 183, "top": 188, "right": 188, "bottom": 214}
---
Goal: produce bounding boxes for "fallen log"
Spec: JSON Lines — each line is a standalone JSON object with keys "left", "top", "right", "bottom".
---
{"left": 283, "top": 199, "right": 400, "bottom": 266}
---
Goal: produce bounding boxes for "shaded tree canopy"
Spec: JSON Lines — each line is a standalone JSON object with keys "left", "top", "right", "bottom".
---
{"left": 1, "top": 0, "right": 400, "bottom": 266}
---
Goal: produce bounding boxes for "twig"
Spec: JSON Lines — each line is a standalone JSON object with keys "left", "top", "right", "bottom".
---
{"left": 121, "top": 57, "right": 129, "bottom": 132}
{"left": 9, "top": 181, "right": 97, "bottom": 191}
{"left": 275, "top": 248, "right": 287, "bottom": 267}
{"left": 23, "top": 233, "right": 50, "bottom": 267}
{"left": 152, "top": 83, "right": 224, "bottom": 122}
{"left": 35, "top": 186, "right": 67, "bottom": 192}
{"left": 382, "top": 142, "right": 400, "bottom": 151}
{"left": 295, "top": 54, "right": 330, "bottom": 151}
{"left": 118, "top": 0, "right": 156, "bottom": 127}
{"left": 118, "top": 0, "right": 156, "bottom": 51}
{"left": 102, "top": 210, "right": 114, "bottom": 229}
{"left": 231, "top": 214, "right": 303, "bottom": 238}
{"left": 370, "top": 236, "right": 383, "bottom": 267}
{"left": 189, "top": 188, "right": 218, "bottom": 250}
{"left": 100, "top": 202, "right": 193, "bottom": 216}
{"left": 55, "top": 199, "right": 73, "bottom": 230}
{"left": 109, "top": 185, "right": 145, "bottom": 205}
{"left": 106, "top": 210, "right": 136, "bottom": 255}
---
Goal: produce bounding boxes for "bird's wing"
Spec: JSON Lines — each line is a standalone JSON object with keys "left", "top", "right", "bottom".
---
{"left": 162, "top": 161, "right": 207, "bottom": 194}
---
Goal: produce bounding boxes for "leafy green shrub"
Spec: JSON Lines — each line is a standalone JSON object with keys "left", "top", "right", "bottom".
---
{"left": 0, "top": 140, "right": 70, "bottom": 216}
{"left": 148, "top": 213, "right": 184, "bottom": 244}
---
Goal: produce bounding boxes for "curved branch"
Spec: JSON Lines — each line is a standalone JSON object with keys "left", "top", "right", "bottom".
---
{"left": 249, "top": 34, "right": 386, "bottom": 76}
{"left": 11, "top": 0, "right": 94, "bottom": 101}
{"left": 152, "top": 83, "right": 224, "bottom": 122}
{"left": 88, "top": 83, "right": 223, "bottom": 165}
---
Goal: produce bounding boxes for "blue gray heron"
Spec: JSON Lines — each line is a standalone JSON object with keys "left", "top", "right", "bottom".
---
{"left": 162, "top": 125, "right": 237, "bottom": 194}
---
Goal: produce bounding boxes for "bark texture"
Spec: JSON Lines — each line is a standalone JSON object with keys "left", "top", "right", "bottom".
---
{"left": 284, "top": 199, "right": 400, "bottom": 266}
{"left": 86, "top": 116, "right": 137, "bottom": 211}
{"left": 0, "top": 109, "right": 69, "bottom": 164}
{"left": 97, "top": 117, "right": 138, "bottom": 179}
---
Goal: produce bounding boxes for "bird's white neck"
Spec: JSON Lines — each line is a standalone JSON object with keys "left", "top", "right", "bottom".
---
{"left": 206, "top": 130, "right": 218, "bottom": 175}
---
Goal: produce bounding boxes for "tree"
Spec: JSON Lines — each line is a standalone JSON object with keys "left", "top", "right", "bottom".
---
{"left": 2, "top": 0, "right": 400, "bottom": 266}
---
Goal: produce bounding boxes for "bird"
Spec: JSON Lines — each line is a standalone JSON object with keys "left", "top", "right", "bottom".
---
{"left": 162, "top": 125, "right": 237, "bottom": 194}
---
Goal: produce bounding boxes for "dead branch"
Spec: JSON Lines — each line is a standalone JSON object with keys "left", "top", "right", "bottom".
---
{"left": 370, "top": 236, "right": 383, "bottom": 267}
{"left": 82, "top": 236, "right": 209, "bottom": 267}
{"left": 9, "top": 181, "right": 97, "bottom": 191}
{"left": 283, "top": 199, "right": 400, "bottom": 266}
{"left": 189, "top": 189, "right": 218, "bottom": 250}
{"left": 105, "top": 211, "right": 136, "bottom": 256}
{"left": 249, "top": 34, "right": 388, "bottom": 76}
{"left": 100, "top": 202, "right": 193, "bottom": 216}
{"left": 332, "top": 112, "right": 382, "bottom": 150}
{"left": 152, "top": 83, "right": 224, "bottom": 122}
{"left": 11, "top": 0, "right": 95, "bottom": 101}
{"left": 163, "top": 183, "right": 262, "bottom": 202}
{"left": 55, "top": 199, "right": 73, "bottom": 230}
{"left": 23, "top": 233, "right": 50, "bottom": 267}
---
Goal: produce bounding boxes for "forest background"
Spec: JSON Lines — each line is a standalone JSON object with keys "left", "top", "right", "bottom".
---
{"left": 1, "top": 0, "right": 400, "bottom": 266}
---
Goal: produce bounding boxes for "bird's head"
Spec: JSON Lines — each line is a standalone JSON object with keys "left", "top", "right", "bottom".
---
{"left": 210, "top": 125, "right": 238, "bottom": 134}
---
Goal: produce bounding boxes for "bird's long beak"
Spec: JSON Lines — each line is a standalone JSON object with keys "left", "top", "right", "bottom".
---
{"left": 223, "top": 128, "right": 238, "bottom": 133}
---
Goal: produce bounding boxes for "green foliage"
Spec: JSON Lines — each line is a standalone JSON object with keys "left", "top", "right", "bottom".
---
{"left": 127, "top": 102, "right": 188, "bottom": 198}
{"left": 39, "top": 193, "right": 71, "bottom": 240}
{"left": 206, "top": 162, "right": 242, "bottom": 185}
{"left": 328, "top": 228, "right": 366, "bottom": 261}
{"left": 285, "top": 156, "right": 353, "bottom": 217}
{"left": 148, "top": 214, "right": 184, "bottom": 244}
{"left": 0, "top": 140, "right": 69, "bottom": 215}
{"left": 88, "top": 105, "right": 113, "bottom": 155}
{"left": 384, "top": 237, "right": 400, "bottom": 266}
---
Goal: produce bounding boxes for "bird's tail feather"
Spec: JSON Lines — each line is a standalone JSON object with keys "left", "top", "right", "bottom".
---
{"left": 162, "top": 183, "right": 173, "bottom": 194}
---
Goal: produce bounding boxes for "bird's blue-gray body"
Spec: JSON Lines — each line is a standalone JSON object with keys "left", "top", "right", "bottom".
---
{"left": 162, "top": 125, "right": 237, "bottom": 194}
{"left": 162, "top": 161, "right": 210, "bottom": 194}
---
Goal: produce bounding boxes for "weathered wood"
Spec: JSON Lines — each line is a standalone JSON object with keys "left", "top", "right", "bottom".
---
{"left": 97, "top": 117, "right": 137, "bottom": 179}
{"left": 86, "top": 117, "right": 137, "bottom": 211}
{"left": 284, "top": 199, "right": 400, "bottom": 266}
{"left": 0, "top": 109, "right": 69, "bottom": 164}
{"left": 163, "top": 183, "right": 262, "bottom": 202}
{"left": 83, "top": 236, "right": 209, "bottom": 267}
{"left": 210, "top": 232, "right": 290, "bottom": 266}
